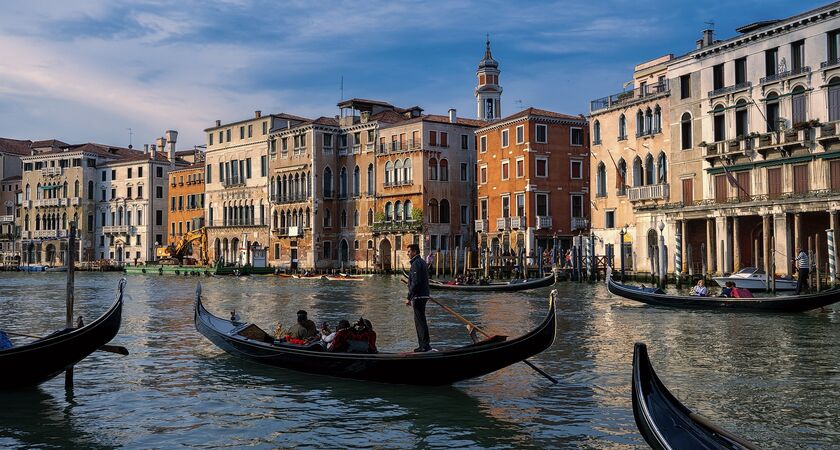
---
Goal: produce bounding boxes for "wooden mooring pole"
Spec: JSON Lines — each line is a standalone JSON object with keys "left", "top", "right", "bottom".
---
{"left": 65, "top": 221, "right": 77, "bottom": 389}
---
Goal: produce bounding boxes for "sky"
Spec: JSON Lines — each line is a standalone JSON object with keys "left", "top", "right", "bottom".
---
{"left": 0, "top": 0, "right": 830, "bottom": 149}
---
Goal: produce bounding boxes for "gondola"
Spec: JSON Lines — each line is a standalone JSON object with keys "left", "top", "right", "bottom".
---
{"left": 607, "top": 269, "right": 840, "bottom": 312}
{"left": 194, "top": 284, "right": 557, "bottom": 385}
{"left": 632, "top": 343, "right": 759, "bottom": 450}
{"left": 402, "top": 270, "right": 557, "bottom": 292}
{"left": 0, "top": 278, "right": 125, "bottom": 388}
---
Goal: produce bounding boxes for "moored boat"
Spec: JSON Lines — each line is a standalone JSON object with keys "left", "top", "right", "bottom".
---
{"left": 607, "top": 269, "right": 840, "bottom": 312}
{"left": 402, "top": 270, "right": 556, "bottom": 292}
{"left": 0, "top": 279, "right": 126, "bottom": 388}
{"left": 18, "top": 265, "right": 46, "bottom": 272}
{"left": 194, "top": 285, "right": 557, "bottom": 385}
{"left": 632, "top": 343, "right": 759, "bottom": 450}
{"left": 712, "top": 267, "right": 796, "bottom": 291}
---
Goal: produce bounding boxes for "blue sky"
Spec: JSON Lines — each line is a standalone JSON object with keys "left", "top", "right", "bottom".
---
{"left": 0, "top": 0, "right": 829, "bottom": 148}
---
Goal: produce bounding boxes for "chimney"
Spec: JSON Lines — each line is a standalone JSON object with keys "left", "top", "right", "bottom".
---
{"left": 448, "top": 108, "right": 457, "bottom": 123}
{"left": 696, "top": 38, "right": 704, "bottom": 50}
{"left": 150, "top": 144, "right": 157, "bottom": 160}
{"left": 255, "top": 110, "right": 262, "bottom": 118}
{"left": 143, "top": 144, "right": 149, "bottom": 154}
{"left": 702, "top": 29, "right": 714, "bottom": 47}
{"left": 215, "top": 119, "right": 221, "bottom": 127}
{"left": 165, "top": 130, "right": 178, "bottom": 163}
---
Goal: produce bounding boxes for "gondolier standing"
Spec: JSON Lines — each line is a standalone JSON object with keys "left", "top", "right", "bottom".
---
{"left": 793, "top": 248, "right": 810, "bottom": 294}
{"left": 406, "top": 243, "right": 431, "bottom": 352}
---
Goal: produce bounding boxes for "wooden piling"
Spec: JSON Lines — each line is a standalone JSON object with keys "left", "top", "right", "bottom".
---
{"left": 65, "top": 221, "right": 77, "bottom": 389}
{"left": 808, "top": 236, "right": 814, "bottom": 293}
{"left": 816, "top": 234, "right": 821, "bottom": 292}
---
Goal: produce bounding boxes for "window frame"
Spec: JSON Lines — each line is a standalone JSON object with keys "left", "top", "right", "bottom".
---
{"left": 501, "top": 160, "right": 510, "bottom": 181}
{"left": 515, "top": 125, "right": 525, "bottom": 144}
{"left": 570, "top": 127, "right": 583, "bottom": 146}
{"left": 535, "top": 157, "right": 549, "bottom": 178}
{"left": 501, "top": 129, "right": 509, "bottom": 148}
{"left": 535, "top": 124, "right": 548, "bottom": 143}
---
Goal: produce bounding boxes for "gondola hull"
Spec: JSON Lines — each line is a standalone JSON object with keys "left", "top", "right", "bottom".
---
{"left": 195, "top": 287, "right": 557, "bottom": 385}
{"left": 0, "top": 279, "right": 125, "bottom": 388}
{"left": 607, "top": 272, "right": 840, "bottom": 312}
{"left": 403, "top": 271, "right": 557, "bottom": 292}
{"left": 632, "top": 343, "right": 758, "bottom": 450}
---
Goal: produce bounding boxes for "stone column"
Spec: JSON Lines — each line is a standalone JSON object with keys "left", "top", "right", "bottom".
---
{"left": 706, "top": 218, "right": 714, "bottom": 276}
{"left": 773, "top": 213, "right": 791, "bottom": 277}
{"left": 762, "top": 215, "right": 772, "bottom": 282}
{"left": 794, "top": 213, "right": 802, "bottom": 252}
{"left": 732, "top": 216, "right": 741, "bottom": 271}
{"left": 715, "top": 216, "right": 728, "bottom": 274}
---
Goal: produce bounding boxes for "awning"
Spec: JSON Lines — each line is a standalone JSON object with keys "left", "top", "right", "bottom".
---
{"left": 38, "top": 185, "right": 62, "bottom": 190}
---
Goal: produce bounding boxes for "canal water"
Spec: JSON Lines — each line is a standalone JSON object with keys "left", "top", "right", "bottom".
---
{"left": 0, "top": 272, "right": 838, "bottom": 449}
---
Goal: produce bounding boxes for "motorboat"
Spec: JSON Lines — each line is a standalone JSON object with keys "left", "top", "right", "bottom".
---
{"left": 712, "top": 267, "right": 797, "bottom": 291}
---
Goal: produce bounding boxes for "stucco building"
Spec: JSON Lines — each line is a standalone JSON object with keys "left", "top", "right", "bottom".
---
{"left": 0, "top": 138, "right": 29, "bottom": 265}
{"left": 167, "top": 160, "right": 206, "bottom": 258}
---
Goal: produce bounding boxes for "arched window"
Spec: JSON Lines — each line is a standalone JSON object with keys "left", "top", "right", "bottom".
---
{"left": 791, "top": 85, "right": 807, "bottom": 125}
{"left": 87, "top": 180, "right": 93, "bottom": 200}
{"left": 62, "top": 181, "right": 68, "bottom": 198}
{"left": 270, "top": 176, "right": 276, "bottom": 199}
{"left": 305, "top": 207, "right": 311, "bottom": 228}
{"left": 273, "top": 210, "right": 278, "bottom": 229}
{"left": 339, "top": 167, "right": 347, "bottom": 198}
{"left": 323, "top": 208, "right": 331, "bottom": 227}
{"left": 428, "top": 198, "right": 439, "bottom": 223}
{"left": 428, "top": 158, "right": 438, "bottom": 180}
{"left": 384, "top": 161, "right": 393, "bottom": 185}
{"left": 367, "top": 164, "right": 374, "bottom": 194}
{"left": 657, "top": 152, "right": 667, "bottom": 184}
{"left": 439, "top": 199, "right": 450, "bottom": 223}
{"left": 735, "top": 99, "right": 749, "bottom": 137}
{"left": 35, "top": 214, "right": 40, "bottom": 230}
{"left": 644, "top": 108, "right": 652, "bottom": 135}
{"left": 829, "top": 77, "right": 840, "bottom": 121}
{"left": 593, "top": 120, "right": 601, "bottom": 144}
{"left": 36, "top": 183, "right": 41, "bottom": 200}
{"left": 653, "top": 105, "right": 661, "bottom": 133}
{"left": 353, "top": 209, "right": 359, "bottom": 227}
{"left": 766, "top": 93, "right": 780, "bottom": 132}
{"left": 439, "top": 159, "right": 449, "bottom": 181}
{"left": 385, "top": 202, "right": 393, "bottom": 221}
{"left": 395, "top": 201, "right": 403, "bottom": 221}
{"left": 680, "top": 112, "right": 692, "bottom": 150}
{"left": 618, "top": 114, "right": 627, "bottom": 139}
{"left": 645, "top": 154, "right": 655, "bottom": 185}
{"left": 323, "top": 167, "right": 333, "bottom": 197}
{"left": 596, "top": 162, "right": 607, "bottom": 197}
{"left": 353, "top": 165, "right": 360, "bottom": 197}
{"left": 367, "top": 208, "right": 373, "bottom": 225}
{"left": 403, "top": 158, "right": 412, "bottom": 182}
{"left": 636, "top": 110, "right": 644, "bottom": 137}
{"left": 633, "top": 157, "right": 643, "bottom": 187}
{"left": 394, "top": 160, "right": 403, "bottom": 183}
{"left": 617, "top": 158, "right": 627, "bottom": 195}
{"left": 25, "top": 184, "right": 30, "bottom": 201}
{"left": 24, "top": 214, "right": 29, "bottom": 231}
{"left": 713, "top": 104, "right": 726, "bottom": 141}
{"left": 404, "top": 200, "right": 413, "bottom": 221}
{"left": 341, "top": 209, "right": 347, "bottom": 228}
{"left": 73, "top": 180, "right": 79, "bottom": 197}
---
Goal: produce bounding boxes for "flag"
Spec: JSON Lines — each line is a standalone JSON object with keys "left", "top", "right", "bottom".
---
{"left": 605, "top": 150, "right": 625, "bottom": 189}
{"left": 722, "top": 162, "right": 749, "bottom": 198}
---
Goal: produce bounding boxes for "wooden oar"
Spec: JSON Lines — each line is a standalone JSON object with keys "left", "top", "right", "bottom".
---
{"left": 3, "top": 331, "right": 129, "bottom": 356}
{"left": 427, "top": 296, "right": 559, "bottom": 384}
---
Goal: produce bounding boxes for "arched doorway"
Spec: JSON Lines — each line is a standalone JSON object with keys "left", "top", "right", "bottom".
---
{"left": 340, "top": 239, "right": 349, "bottom": 265}
{"left": 214, "top": 238, "right": 221, "bottom": 262}
{"left": 45, "top": 244, "right": 56, "bottom": 266}
{"left": 231, "top": 238, "right": 240, "bottom": 265}
{"left": 222, "top": 238, "right": 229, "bottom": 264}
{"left": 379, "top": 239, "right": 392, "bottom": 271}
{"left": 647, "top": 229, "right": 658, "bottom": 274}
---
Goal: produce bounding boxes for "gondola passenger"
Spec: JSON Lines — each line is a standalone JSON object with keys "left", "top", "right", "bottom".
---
{"left": 322, "top": 320, "right": 352, "bottom": 351}
{"left": 287, "top": 310, "right": 317, "bottom": 340}
{"left": 689, "top": 279, "right": 709, "bottom": 297}
{"left": 719, "top": 281, "right": 735, "bottom": 298}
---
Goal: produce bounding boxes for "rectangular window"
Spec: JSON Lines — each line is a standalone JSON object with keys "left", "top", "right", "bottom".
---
{"left": 791, "top": 40, "right": 805, "bottom": 71}
{"left": 440, "top": 132, "right": 448, "bottom": 147}
{"left": 515, "top": 193, "right": 525, "bottom": 216}
{"left": 571, "top": 194, "right": 583, "bottom": 217}
{"left": 111, "top": 188, "right": 116, "bottom": 200}
{"left": 830, "top": 159, "right": 840, "bottom": 192}
{"left": 570, "top": 128, "right": 583, "bottom": 146}
{"left": 536, "top": 158, "right": 548, "bottom": 177}
{"left": 767, "top": 167, "right": 783, "bottom": 198}
{"left": 734, "top": 57, "right": 747, "bottom": 85}
{"left": 461, "top": 134, "right": 469, "bottom": 150}
{"left": 516, "top": 125, "right": 524, "bottom": 144}
{"left": 736, "top": 171, "right": 751, "bottom": 200}
{"left": 680, "top": 74, "right": 690, "bottom": 99}
{"left": 156, "top": 167, "right": 163, "bottom": 177}
{"left": 682, "top": 178, "right": 693, "bottom": 205}
{"left": 138, "top": 167, "right": 143, "bottom": 177}
{"left": 480, "top": 198, "right": 488, "bottom": 220}
{"left": 226, "top": 129, "right": 231, "bottom": 142}
{"left": 240, "top": 126, "right": 245, "bottom": 139}
{"left": 430, "top": 235, "right": 438, "bottom": 251}
{"left": 429, "top": 131, "right": 437, "bottom": 146}
{"left": 209, "top": 133, "right": 214, "bottom": 145}
{"left": 535, "top": 193, "right": 548, "bottom": 216}
{"left": 262, "top": 121, "right": 267, "bottom": 135}
{"left": 501, "top": 160, "right": 509, "bottom": 180}
{"left": 156, "top": 210, "right": 163, "bottom": 226}
{"left": 260, "top": 155, "right": 267, "bottom": 177}
{"left": 248, "top": 124, "right": 253, "bottom": 138}
{"left": 101, "top": 190, "right": 106, "bottom": 201}
{"left": 713, "top": 63, "right": 724, "bottom": 90}
{"left": 765, "top": 48, "right": 778, "bottom": 76}
{"left": 515, "top": 157, "right": 524, "bottom": 178}
{"left": 206, "top": 165, "right": 212, "bottom": 183}
{"left": 570, "top": 160, "right": 583, "bottom": 179}
{"left": 111, "top": 169, "right": 117, "bottom": 180}
{"left": 460, "top": 162, "right": 468, "bottom": 181}
{"left": 127, "top": 168, "right": 134, "bottom": 179}
{"left": 460, "top": 205, "right": 468, "bottom": 225}
{"left": 323, "top": 241, "right": 332, "bottom": 259}
{"left": 480, "top": 135, "right": 487, "bottom": 153}
{"left": 171, "top": 197, "right": 176, "bottom": 211}
{"left": 246, "top": 158, "right": 252, "bottom": 179}
{"left": 137, "top": 186, "right": 143, "bottom": 199}
{"left": 715, "top": 174, "right": 728, "bottom": 203}
{"left": 501, "top": 129, "right": 509, "bottom": 147}
{"left": 479, "top": 165, "right": 487, "bottom": 184}
{"left": 605, "top": 210, "right": 615, "bottom": 229}
{"left": 323, "top": 133, "right": 332, "bottom": 149}
{"left": 178, "top": 196, "right": 184, "bottom": 210}
{"left": 101, "top": 171, "right": 106, "bottom": 181}
{"left": 501, "top": 195, "right": 510, "bottom": 218}
{"left": 536, "top": 124, "right": 548, "bottom": 143}
{"left": 793, "top": 164, "right": 809, "bottom": 194}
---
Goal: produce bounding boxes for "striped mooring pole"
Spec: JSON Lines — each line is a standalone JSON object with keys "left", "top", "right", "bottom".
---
{"left": 827, "top": 229, "right": 836, "bottom": 288}
{"left": 675, "top": 228, "right": 683, "bottom": 275}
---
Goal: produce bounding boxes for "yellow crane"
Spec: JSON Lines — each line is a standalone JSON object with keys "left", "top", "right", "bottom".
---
{"left": 156, "top": 227, "right": 209, "bottom": 266}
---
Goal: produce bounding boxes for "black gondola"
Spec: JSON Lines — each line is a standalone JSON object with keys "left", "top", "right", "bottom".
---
{"left": 402, "top": 270, "right": 557, "bottom": 292}
{"left": 194, "top": 284, "right": 557, "bottom": 385}
{"left": 632, "top": 343, "right": 759, "bottom": 450}
{"left": 0, "top": 279, "right": 125, "bottom": 388}
{"left": 607, "top": 270, "right": 840, "bottom": 312}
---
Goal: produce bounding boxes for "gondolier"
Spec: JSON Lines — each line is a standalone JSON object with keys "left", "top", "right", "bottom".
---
{"left": 406, "top": 243, "right": 431, "bottom": 352}
{"left": 793, "top": 248, "right": 810, "bottom": 295}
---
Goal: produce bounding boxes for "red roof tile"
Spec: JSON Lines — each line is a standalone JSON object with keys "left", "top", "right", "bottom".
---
{"left": 0, "top": 138, "right": 33, "bottom": 156}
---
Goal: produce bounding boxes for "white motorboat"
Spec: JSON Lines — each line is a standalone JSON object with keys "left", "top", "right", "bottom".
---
{"left": 712, "top": 267, "right": 797, "bottom": 291}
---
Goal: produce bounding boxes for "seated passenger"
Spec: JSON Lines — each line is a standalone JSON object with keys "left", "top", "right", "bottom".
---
{"left": 719, "top": 281, "right": 735, "bottom": 298}
{"left": 731, "top": 287, "right": 754, "bottom": 298}
{"left": 286, "top": 310, "right": 318, "bottom": 340}
{"left": 344, "top": 318, "right": 377, "bottom": 353}
{"left": 689, "top": 279, "right": 709, "bottom": 297}
{"left": 322, "top": 319, "right": 351, "bottom": 351}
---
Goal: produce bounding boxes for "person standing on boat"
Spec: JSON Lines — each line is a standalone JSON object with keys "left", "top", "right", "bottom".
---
{"left": 407, "top": 243, "right": 432, "bottom": 352}
{"left": 793, "top": 248, "right": 810, "bottom": 294}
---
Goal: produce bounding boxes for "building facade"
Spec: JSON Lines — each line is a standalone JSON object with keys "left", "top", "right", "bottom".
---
{"left": 475, "top": 108, "right": 590, "bottom": 262}
{"left": 167, "top": 161, "right": 206, "bottom": 255}
{"left": 0, "top": 138, "right": 30, "bottom": 265}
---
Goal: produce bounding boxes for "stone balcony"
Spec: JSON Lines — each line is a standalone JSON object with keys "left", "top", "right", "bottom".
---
{"left": 103, "top": 225, "right": 133, "bottom": 234}
{"left": 536, "top": 216, "right": 552, "bottom": 229}
{"left": 571, "top": 217, "right": 589, "bottom": 231}
{"left": 40, "top": 167, "right": 63, "bottom": 177}
{"left": 509, "top": 216, "right": 525, "bottom": 230}
{"left": 33, "top": 198, "right": 67, "bottom": 208}
{"left": 627, "top": 183, "right": 669, "bottom": 202}
{"left": 33, "top": 229, "right": 68, "bottom": 239}
{"left": 0, "top": 215, "right": 13, "bottom": 224}
{"left": 474, "top": 220, "right": 488, "bottom": 233}
{"left": 496, "top": 217, "right": 509, "bottom": 231}
{"left": 372, "top": 220, "right": 422, "bottom": 233}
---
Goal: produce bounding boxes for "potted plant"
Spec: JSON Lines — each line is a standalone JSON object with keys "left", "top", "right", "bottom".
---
{"left": 759, "top": 133, "right": 772, "bottom": 145}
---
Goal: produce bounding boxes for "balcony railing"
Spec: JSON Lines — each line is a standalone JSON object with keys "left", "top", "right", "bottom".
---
{"left": 372, "top": 220, "right": 422, "bottom": 233}
{"left": 536, "top": 216, "right": 552, "bottom": 229}
{"left": 496, "top": 217, "right": 509, "bottom": 231}
{"left": 0, "top": 215, "right": 14, "bottom": 224}
{"left": 571, "top": 217, "right": 589, "bottom": 231}
{"left": 271, "top": 194, "right": 310, "bottom": 204}
{"left": 474, "top": 220, "right": 488, "bottom": 233}
{"left": 33, "top": 229, "right": 68, "bottom": 239}
{"left": 40, "top": 167, "right": 62, "bottom": 177}
{"left": 627, "top": 183, "right": 669, "bottom": 202}
{"left": 273, "top": 226, "right": 305, "bottom": 237}
{"left": 102, "top": 225, "right": 131, "bottom": 234}
{"left": 708, "top": 81, "right": 751, "bottom": 98}
{"left": 590, "top": 80, "right": 670, "bottom": 112}
{"left": 377, "top": 139, "right": 422, "bottom": 154}
{"left": 383, "top": 179, "right": 414, "bottom": 188}
{"left": 221, "top": 177, "right": 246, "bottom": 187}
{"left": 509, "top": 216, "right": 525, "bottom": 230}
{"left": 821, "top": 58, "right": 840, "bottom": 69}
{"left": 760, "top": 66, "right": 811, "bottom": 84}
{"left": 33, "top": 198, "right": 67, "bottom": 208}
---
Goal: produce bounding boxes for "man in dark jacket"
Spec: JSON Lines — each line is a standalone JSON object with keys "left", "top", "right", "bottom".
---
{"left": 406, "top": 243, "right": 431, "bottom": 352}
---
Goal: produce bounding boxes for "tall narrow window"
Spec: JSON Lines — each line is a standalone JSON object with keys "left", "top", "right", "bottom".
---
{"left": 734, "top": 57, "right": 747, "bottom": 85}
{"left": 596, "top": 162, "right": 607, "bottom": 197}
{"left": 829, "top": 77, "right": 840, "bottom": 121}
{"left": 681, "top": 113, "right": 692, "bottom": 150}
{"left": 791, "top": 86, "right": 807, "bottom": 125}
{"left": 680, "top": 74, "right": 690, "bottom": 99}
{"left": 618, "top": 114, "right": 626, "bottom": 139}
{"left": 713, "top": 105, "right": 726, "bottom": 141}
{"left": 765, "top": 48, "right": 778, "bottom": 76}
{"left": 735, "top": 100, "right": 749, "bottom": 137}
{"left": 713, "top": 63, "right": 724, "bottom": 90}
{"left": 828, "top": 29, "right": 840, "bottom": 63}
{"left": 593, "top": 120, "right": 601, "bottom": 144}
{"left": 766, "top": 93, "right": 780, "bottom": 131}
{"left": 791, "top": 40, "right": 805, "bottom": 71}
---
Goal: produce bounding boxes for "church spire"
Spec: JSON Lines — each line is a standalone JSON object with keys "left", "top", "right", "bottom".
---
{"left": 484, "top": 34, "right": 492, "bottom": 60}
{"left": 475, "top": 36, "right": 502, "bottom": 120}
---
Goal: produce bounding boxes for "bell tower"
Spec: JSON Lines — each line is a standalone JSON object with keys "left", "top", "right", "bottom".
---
{"left": 475, "top": 36, "right": 502, "bottom": 120}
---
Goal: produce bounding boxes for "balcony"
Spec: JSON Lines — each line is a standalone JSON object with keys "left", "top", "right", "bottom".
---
{"left": 33, "top": 198, "right": 67, "bottom": 208}
{"left": 40, "top": 167, "right": 62, "bottom": 177}
{"left": 377, "top": 139, "right": 422, "bottom": 154}
{"left": 383, "top": 179, "right": 414, "bottom": 188}
{"left": 365, "top": 143, "right": 374, "bottom": 152}
{"left": 372, "top": 220, "right": 422, "bottom": 233}
{"left": 69, "top": 197, "right": 81, "bottom": 206}
{"left": 273, "top": 226, "right": 305, "bottom": 237}
{"left": 760, "top": 66, "right": 811, "bottom": 85}
{"left": 474, "top": 220, "right": 488, "bottom": 233}
{"left": 571, "top": 217, "right": 589, "bottom": 231}
{"left": 102, "top": 225, "right": 131, "bottom": 234}
{"left": 496, "top": 217, "right": 509, "bottom": 231}
{"left": 780, "top": 128, "right": 812, "bottom": 148}
{"left": 821, "top": 58, "right": 840, "bottom": 70}
{"left": 272, "top": 195, "right": 310, "bottom": 204}
{"left": 536, "top": 216, "right": 552, "bottom": 230}
{"left": 627, "top": 183, "right": 669, "bottom": 202}
{"left": 708, "top": 81, "right": 751, "bottom": 98}
{"left": 33, "top": 229, "right": 67, "bottom": 239}
{"left": 0, "top": 215, "right": 14, "bottom": 224}
{"left": 590, "top": 80, "right": 669, "bottom": 113}
{"left": 221, "top": 177, "right": 246, "bottom": 188}
{"left": 509, "top": 216, "right": 525, "bottom": 230}
{"left": 352, "top": 144, "right": 361, "bottom": 154}
{"left": 817, "top": 122, "right": 840, "bottom": 144}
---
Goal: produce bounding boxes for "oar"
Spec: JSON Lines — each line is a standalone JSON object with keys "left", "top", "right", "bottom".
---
{"left": 3, "top": 331, "right": 129, "bottom": 356}
{"left": 427, "top": 297, "right": 559, "bottom": 384}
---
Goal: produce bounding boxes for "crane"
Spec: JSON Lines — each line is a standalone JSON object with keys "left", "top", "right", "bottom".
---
{"left": 157, "top": 227, "right": 209, "bottom": 266}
